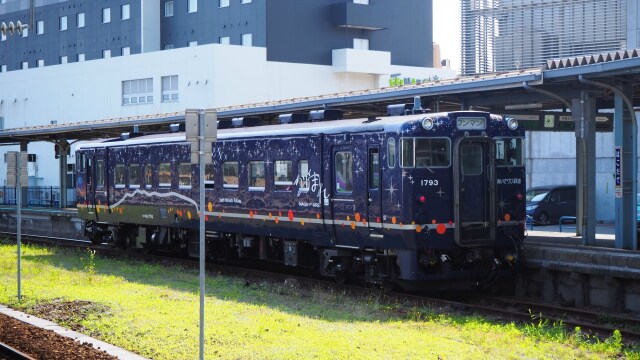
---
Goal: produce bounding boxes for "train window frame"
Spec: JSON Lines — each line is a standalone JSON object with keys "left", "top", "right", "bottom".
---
{"left": 144, "top": 164, "right": 153, "bottom": 189}
{"left": 248, "top": 161, "right": 266, "bottom": 191}
{"left": 400, "top": 137, "right": 451, "bottom": 168}
{"left": 129, "top": 164, "right": 140, "bottom": 189}
{"left": 204, "top": 163, "right": 215, "bottom": 189}
{"left": 495, "top": 137, "right": 524, "bottom": 167}
{"left": 387, "top": 138, "right": 396, "bottom": 169}
{"left": 158, "top": 162, "right": 171, "bottom": 188}
{"left": 223, "top": 161, "right": 239, "bottom": 189}
{"left": 96, "top": 160, "right": 105, "bottom": 188}
{"left": 178, "top": 163, "right": 192, "bottom": 189}
{"left": 114, "top": 164, "right": 126, "bottom": 188}
{"left": 296, "top": 160, "right": 310, "bottom": 192}
{"left": 334, "top": 151, "right": 354, "bottom": 194}
{"left": 274, "top": 160, "right": 293, "bottom": 192}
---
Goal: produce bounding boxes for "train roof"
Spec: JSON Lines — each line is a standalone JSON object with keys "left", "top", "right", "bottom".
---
{"left": 75, "top": 111, "right": 497, "bottom": 150}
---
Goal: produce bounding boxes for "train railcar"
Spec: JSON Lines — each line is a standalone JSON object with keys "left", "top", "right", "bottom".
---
{"left": 75, "top": 110, "right": 526, "bottom": 290}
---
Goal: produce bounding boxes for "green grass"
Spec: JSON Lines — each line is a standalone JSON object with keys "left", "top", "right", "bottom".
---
{"left": 1, "top": 240, "right": 638, "bottom": 360}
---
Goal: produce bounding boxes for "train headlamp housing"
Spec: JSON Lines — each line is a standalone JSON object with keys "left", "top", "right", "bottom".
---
{"left": 506, "top": 117, "right": 519, "bottom": 130}
{"left": 421, "top": 117, "right": 434, "bottom": 130}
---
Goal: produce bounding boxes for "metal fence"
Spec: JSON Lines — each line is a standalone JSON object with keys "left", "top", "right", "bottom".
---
{"left": 0, "top": 186, "right": 75, "bottom": 208}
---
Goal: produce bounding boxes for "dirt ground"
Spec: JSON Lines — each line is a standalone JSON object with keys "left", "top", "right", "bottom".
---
{"left": 0, "top": 312, "right": 117, "bottom": 360}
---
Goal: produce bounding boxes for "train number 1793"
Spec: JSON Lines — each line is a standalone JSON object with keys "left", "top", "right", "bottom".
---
{"left": 420, "top": 179, "right": 439, "bottom": 186}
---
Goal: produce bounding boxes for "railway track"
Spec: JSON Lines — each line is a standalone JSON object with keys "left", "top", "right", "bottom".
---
{"left": 4, "top": 232, "right": 639, "bottom": 344}
{"left": 0, "top": 341, "right": 35, "bottom": 360}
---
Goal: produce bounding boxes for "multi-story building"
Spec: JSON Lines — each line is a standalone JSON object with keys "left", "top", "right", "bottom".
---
{"left": 460, "top": 0, "right": 629, "bottom": 75}
{"left": 0, "top": 0, "right": 451, "bottom": 198}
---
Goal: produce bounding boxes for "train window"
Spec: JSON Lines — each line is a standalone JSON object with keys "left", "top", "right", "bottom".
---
{"left": 248, "top": 161, "right": 265, "bottom": 191}
{"left": 204, "top": 164, "right": 215, "bottom": 189}
{"left": 460, "top": 144, "right": 482, "bottom": 175}
{"left": 114, "top": 164, "right": 126, "bottom": 188}
{"left": 223, "top": 162, "right": 239, "bottom": 189}
{"left": 297, "top": 160, "right": 309, "bottom": 192}
{"left": 387, "top": 138, "right": 396, "bottom": 168}
{"left": 401, "top": 138, "right": 450, "bottom": 168}
{"left": 274, "top": 160, "right": 293, "bottom": 191}
{"left": 495, "top": 138, "right": 523, "bottom": 167}
{"left": 335, "top": 151, "right": 353, "bottom": 193}
{"left": 159, "top": 163, "right": 171, "bottom": 187}
{"left": 129, "top": 164, "right": 140, "bottom": 188}
{"left": 144, "top": 164, "right": 153, "bottom": 188}
{"left": 178, "top": 163, "right": 191, "bottom": 188}
{"left": 369, "top": 149, "right": 380, "bottom": 189}
{"left": 77, "top": 153, "right": 84, "bottom": 172}
{"left": 96, "top": 160, "right": 105, "bottom": 187}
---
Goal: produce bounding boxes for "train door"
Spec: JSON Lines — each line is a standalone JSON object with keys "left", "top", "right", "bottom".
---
{"left": 453, "top": 137, "right": 496, "bottom": 246}
{"left": 367, "top": 146, "right": 383, "bottom": 239}
{"left": 330, "top": 144, "right": 366, "bottom": 247}
{"left": 80, "top": 150, "right": 97, "bottom": 220}
{"left": 92, "top": 148, "right": 108, "bottom": 219}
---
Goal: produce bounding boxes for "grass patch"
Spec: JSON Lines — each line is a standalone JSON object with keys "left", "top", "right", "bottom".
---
{"left": 1, "top": 241, "right": 638, "bottom": 359}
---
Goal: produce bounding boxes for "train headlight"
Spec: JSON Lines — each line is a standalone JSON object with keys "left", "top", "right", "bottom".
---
{"left": 421, "top": 117, "right": 434, "bottom": 130}
{"left": 506, "top": 117, "right": 519, "bottom": 130}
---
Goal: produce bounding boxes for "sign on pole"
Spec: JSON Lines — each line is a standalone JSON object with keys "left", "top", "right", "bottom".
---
{"left": 6, "top": 151, "right": 27, "bottom": 302}
{"left": 615, "top": 146, "right": 622, "bottom": 198}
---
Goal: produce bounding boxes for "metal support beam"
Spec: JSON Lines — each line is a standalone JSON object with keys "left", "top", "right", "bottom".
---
{"left": 571, "top": 95, "right": 596, "bottom": 244}
{"left": 19, "top": 142, "right": 28, "bottom": 206}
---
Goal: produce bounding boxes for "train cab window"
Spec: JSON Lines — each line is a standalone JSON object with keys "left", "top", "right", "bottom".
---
{"left": 274, "top": 160, "right": 293, "bottom": 191}
{"left": 335, "top": 151, "right": 353, "bottom": 193}
{"left": 495, "top": 138, "right": 523, "bottom": 166}
{"left": 114, "top": 164, "right": 126, "bottom": 188}
{"left": 401, "top": 138, "right": 450, "bottom": 168}
{"left": 248, "top": 161, "right": 265, "bottom": 191}
{"left": 204, "top": 164, "right": 215, "bottom": 189}
{"left": 129, "top": 164, "right": 140, "bottom": 188}
{"left": 96, "top": 160, "right": 105, "bottom": 187}
{"left": 387, "top": 138, "right": 396, "bottom": 168}
{"left": 178, "top": 163, "right": 191, "bottom": 188}
{"left": 297, "top": 160, "right": 309, "bottom": 192}
{"left": 159, "top": 163, "right": 171, "bottom": 187}
{"left": 223, "top": 162, "right": 239, "bottom": 189}
{"left": 144, "top": 164, "right": 153, "bottom": 189}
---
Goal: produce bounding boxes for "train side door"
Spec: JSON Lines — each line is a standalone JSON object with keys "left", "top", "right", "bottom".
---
{"left": 330, "top": 144, "right": 362, "bottom": 247}
{"left": 453, "top": 137, "right": 495, "bottom": 246}
{"left": 82, "top": 150, "right": 97, "bottom": 220}
{"left": 367, "top": 147, "right": 383, "bottom": 239}
{"left": 92, "top": 148, "right": 108, "bottom": 219}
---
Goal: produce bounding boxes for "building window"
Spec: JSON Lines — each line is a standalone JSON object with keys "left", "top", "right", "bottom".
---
{"left": 21, "top": 27, "right": 27, "bottom": 37}
{"left": 189, "top": 41, "right": 197, "bottom": 47}
{"left": 162, "top": 75, "right": 178, "bottom": 102}
{"left": 36, "top": 20, "right": 44, "bottom": 35}
{"left": 158, "top": 163, "right": 171, "bottom": 187}
{"left": 0, "top": 117, "right": 3, "bottom": 130}
{"left": 164, "top": 44, "right": 174, "bottom": 50}
{"left": 353, "top": 38, "right": 369, "bottom": 50}
{"left": 58, "top": 16, "right": 67, "bottom": 31}
{"left": 241, "top": 0, "right": 252, "bottom": 3}
{"left": 248, "top": 161, "right": 265, "bottom": 191}
{"left": 77, "top": 53, "right": 85, "bottom": 62}
{"left": 219, "top": 36, "right": 230, "bottom": 45}
{"left": 178, "top": 163, "right": 191, "bottom": 188}
{"left": 60, "top": 56, "right": 68, "bottom": 64}
{"left": 219, "top": 0, "right": 229, "bottom": 8}
{"left": 188, "top": 0, "right": 197, "bottom": 13}
{"left": 37, "top": 59, "right": 44, "bottom": 67}
{"left": 122, "top": 47, "right": 131, "bottom": 56}
{"left": 164, "top": 1, "right": 174, "bottom": 17}
{"left": 122, "top": 4, "right": 130, "bottom": 20}
{"left": 223, "top": 162, "right": 239, "bottom": 189}
{"left": 102, "top": 8, "right": 111, "bottom": 23}
{"left": 122, "top": 78, "right": 153, "bottom": 105}
{"left": 274, "top": 160, "right": 293, "bottom": 191}
{"left": 354, "top": 0, "right": 369, "bottom": 4}
{"left": 77, "top": 13, "right": 85, "bottom": 28}
{"left": 0, "top": 65, "right": 6, "bottom": 72}
{"left": 103, "top": 49, "right": 111, "bottom": 58}
{"left": 335, "top": 151, "right": 353, "bottom": 193}
{"left": 241, "top": 33, "right": 252, "bottom": 46}
{"left": 21, "top": 61, "right": 28, "bottom": 70}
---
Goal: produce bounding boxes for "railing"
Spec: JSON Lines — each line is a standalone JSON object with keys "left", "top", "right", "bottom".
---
{"left": 0, "top": 186, "right": 75, "bottom": 208}
{"left": 559, "top": 216, "right": 577, "bottom": 232}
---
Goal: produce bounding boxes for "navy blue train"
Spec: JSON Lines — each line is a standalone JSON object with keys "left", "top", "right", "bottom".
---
{"left": 75, "top": 109, "right": 526, "bottom": 290}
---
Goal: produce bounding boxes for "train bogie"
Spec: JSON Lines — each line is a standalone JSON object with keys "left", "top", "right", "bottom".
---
{"left": 75, "top": 111, "right": 525, "bottom": 290}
